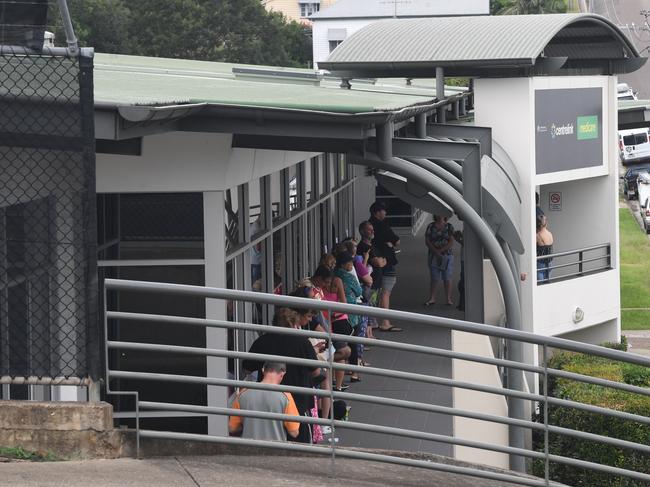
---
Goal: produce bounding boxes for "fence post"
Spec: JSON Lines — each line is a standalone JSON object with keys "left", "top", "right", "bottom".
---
{"left": 327, "top": 306, "right": 336, "bottom": 478}
{"left": 543, "top": 344, "right": 550, "bottom": 486}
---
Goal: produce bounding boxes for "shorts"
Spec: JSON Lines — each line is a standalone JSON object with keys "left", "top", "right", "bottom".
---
{"left": 382, "top": 274, "right": 397, "bottom": 292}
{"left": 430, "top": 254, "right": 454, "bottom": 282}
{"left": 332, "top": 319, "right": 352, "bottom": 350}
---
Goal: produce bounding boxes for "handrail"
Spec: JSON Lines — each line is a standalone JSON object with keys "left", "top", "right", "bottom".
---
{"left": 536, "top": 243, "right": 611, "bottom": 285}
{"left": 539, "top": 243, "right": 610, "bottom": 261}
{"left": 104, "top": 279, "right": 650, "bottom": 365}
{"left": 104, "top": 278, "right": 650, "bottom": 485}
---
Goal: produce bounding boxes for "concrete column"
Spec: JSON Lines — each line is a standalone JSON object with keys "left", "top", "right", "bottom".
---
{"left": 203, "top": 191, "right": 228, "bottom": 436}
{"left": 462, "top": 150, "right": 484, "bottom": 324}
{"left": 436, "top": 67, "right": 446, "bottom": 123}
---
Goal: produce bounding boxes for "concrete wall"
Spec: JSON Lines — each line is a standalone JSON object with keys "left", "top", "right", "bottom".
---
{"left": 474, "top": 76, "right": 620, "bottom": 343}
{"left": 97, "top": 132, "right": 318, "bottom": 193}
{"left": 452, "top": 331, "right": 509, "bottom": 470}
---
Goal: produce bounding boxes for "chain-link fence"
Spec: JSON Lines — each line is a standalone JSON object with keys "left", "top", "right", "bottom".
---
{"left": 0, "top": 49, "right": 99, "bottom": 380}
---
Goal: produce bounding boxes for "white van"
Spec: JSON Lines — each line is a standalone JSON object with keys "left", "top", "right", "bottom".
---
{"left": 617, "top": 82, "right": 637, "bottom": 101}
{"left": 619, "top": 128, "right": 650, "bottom": 166}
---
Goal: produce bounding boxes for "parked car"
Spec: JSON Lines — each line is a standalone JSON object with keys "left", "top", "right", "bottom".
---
{"left": 618, "top": 128, "right": 650, "bottom": 166}
{"left": 617, "top": 82, "right": 637, "bottom": 101}
{"left": 622, "top": 163, "right": 650, "bottom": 199}
{"left": 638, "top": 173, "right": 650, "bottom": 233}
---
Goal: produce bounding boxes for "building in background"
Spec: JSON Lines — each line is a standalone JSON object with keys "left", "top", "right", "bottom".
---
{"left": 310, "top": 0, "right": 489, "bottom": 67}
{"left": 263, "top": 0, "right": 340, "bottom": 24}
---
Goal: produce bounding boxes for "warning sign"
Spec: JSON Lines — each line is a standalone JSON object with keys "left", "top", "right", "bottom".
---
{"left": 549, "top": 192, "right": 562, "bottom": 211}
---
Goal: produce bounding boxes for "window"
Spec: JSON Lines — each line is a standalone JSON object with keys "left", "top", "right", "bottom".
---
{"left": 329, "top": 40, "right": 342, "bottom": 52}
{"left": 623, "top": 133, "right": 649, "bottom": 146}
{"left": 300, "top": 2, "right": 320, "bottom": 17}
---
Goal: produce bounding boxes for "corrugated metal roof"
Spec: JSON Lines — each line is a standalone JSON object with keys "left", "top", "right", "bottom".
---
{"left": 310, "top": 0, "right": 488, "bottom": 20}
{"left": 93, "top": 53, "right": 438, "bottom": 113}
{"left": 320, "top": 13, "right": 643, "bottom": 77}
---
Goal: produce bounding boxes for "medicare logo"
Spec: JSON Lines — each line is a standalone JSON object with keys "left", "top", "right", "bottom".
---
{"left": 576, "top": 115, "right": 598, "bottom": 140}
{"left": 550, "top": 122, "right": 574, "bottom": 139}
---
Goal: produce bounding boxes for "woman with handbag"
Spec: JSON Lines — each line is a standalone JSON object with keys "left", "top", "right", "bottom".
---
{"left": 424, "top": 214, "right": 456, "bottom": 306}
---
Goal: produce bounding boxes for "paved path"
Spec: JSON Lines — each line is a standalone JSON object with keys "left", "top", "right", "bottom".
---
{"left": 338, "top": 217, "right": 460, "bottom": 455}
{"left": 623, "top": 330, "right": 650, "bottom": 357}
{"left": 0, "top": 455, "right": 539, "bottom": 487}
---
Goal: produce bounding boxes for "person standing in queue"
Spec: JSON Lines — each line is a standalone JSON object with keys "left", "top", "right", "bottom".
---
{"left": 368, "top": 201, "right": 403, "bottom": 333}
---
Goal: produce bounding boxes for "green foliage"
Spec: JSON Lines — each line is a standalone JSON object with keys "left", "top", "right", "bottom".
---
{"left": 602, "top": 335, "right": 629, "bottom": 352}
{"left": 494, "top": 0, "right": 567, "bottom": 14}
{"left": 533, "top": 349, "right": 650, "bottom": 486}
{"left": 445, "top": 77, "right": 469, "bottom": 87}
{"left": 0, "top": 446, "right": 58, "bottom": 461}
{"left": 47, "top": 0, "right": 313, "bottom": 68}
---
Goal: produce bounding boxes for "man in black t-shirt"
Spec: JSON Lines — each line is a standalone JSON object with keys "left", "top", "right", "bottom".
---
{"left": 242, "top": 308, "right": 319, "bottom": 443}
{"left": 368, "top": 202, "right": 402, "bottom": 332}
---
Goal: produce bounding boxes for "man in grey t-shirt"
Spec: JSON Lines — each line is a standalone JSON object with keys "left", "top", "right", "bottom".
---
{"left": 229, "top": 362, "right": 301, "bottom": 442}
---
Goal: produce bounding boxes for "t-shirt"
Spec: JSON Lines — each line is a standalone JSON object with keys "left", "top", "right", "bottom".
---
{"left": 353, "top": 255, "right": 370, "bottom": 279}
{"left": 369, "top": 215, "right": 400, "bottom": 267}
{"left": 229, "top": 389, "right": 300, "bottom": 441}
{"left": 242, "top": 333, "right": 318, "bottom": 414}
{"left": 425, "top": 222, "right": 455, "bottom": 257}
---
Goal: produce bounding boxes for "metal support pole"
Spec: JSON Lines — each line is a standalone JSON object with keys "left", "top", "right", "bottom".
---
{"left": 350, "top": 153, "right": 526, "bottom": 473}
{"left": 452, "top": 100, "right": 460, "bottom": 120}
{"left": 436, "top": 67, "right": 446, "bottom": 123}
{"left": 415, "top": 113, "right": 427, "bottom": 139}
{"left": 543, "top": 344, "right": 550, "bottom": 486}
{"left": 376, "top": 122, "right": 394, "bottom": 161}
{"left": 462, "top": 150, "right": 484, "bottom": 325}
{"left": 57, "top": 0, "right": 79, "bottom": 54}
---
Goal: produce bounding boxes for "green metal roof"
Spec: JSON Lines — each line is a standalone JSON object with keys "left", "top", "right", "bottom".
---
{"left": 93, "top": 53, "right": 438, "bottom": 114}
{"left": 320, "top": 13, "right": 644, "bottom": 77}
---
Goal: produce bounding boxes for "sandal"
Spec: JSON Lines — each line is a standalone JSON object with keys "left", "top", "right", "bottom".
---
{"left": 350, "top": 376, "right": 362, "bottom": 383}
{"left": 423, "top": 301, "right": 435, "bottom": 307}
{"left": 377, "top": 325, "right": 403, "bottom": 332}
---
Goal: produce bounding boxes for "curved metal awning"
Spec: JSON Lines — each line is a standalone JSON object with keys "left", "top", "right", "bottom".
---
{"left": 319, "top": 13, "right": 646, "bottom": 78}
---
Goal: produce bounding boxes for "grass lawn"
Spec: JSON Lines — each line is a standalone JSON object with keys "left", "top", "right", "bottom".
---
{"left": 619, "top": 208, "right": 650, "bottom": 330}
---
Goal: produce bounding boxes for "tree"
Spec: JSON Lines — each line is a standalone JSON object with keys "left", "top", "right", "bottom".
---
{"left": 48, "top": 0, "right": 132, "bottom": 53}
{"left": 48, "top": 0, "right": 312, "bottom": 67}
{"left": 495, "top": 0, "right": 567, "bottom": 15}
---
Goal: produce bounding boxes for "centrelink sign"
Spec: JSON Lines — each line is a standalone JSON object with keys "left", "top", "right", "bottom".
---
{"left": 535, "top": 88, "right": 603, "bottom": 174}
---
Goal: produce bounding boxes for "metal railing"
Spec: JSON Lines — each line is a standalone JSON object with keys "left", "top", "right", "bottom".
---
{"left": 104, "top": 278, "right": 650, "bottom": 486}
{"left": 536, "top": 243, "right": 611, "bottom": 285}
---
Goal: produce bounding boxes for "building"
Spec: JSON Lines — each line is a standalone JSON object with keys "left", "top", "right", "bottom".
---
{"left": 1, "top": 11, "right": 647, "bottom": 476}
{"left": 310, "top": 0, "right": 489, "bottom": 67}
{"left": 263, "top": 0, "right": 340, "bottom": 23}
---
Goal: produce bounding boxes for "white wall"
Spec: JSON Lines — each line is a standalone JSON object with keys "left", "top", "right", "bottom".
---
{"left": 313, "top": 18, "right": 371, "bottom": 68}
{"left": 96, "top": 132, "right": 318, "bottom": 193}
{"left": 452, "top": 331, "right": 509, "bottom": 470}
{"left": 474, "top": 76, "right": 620, "bottom": 343}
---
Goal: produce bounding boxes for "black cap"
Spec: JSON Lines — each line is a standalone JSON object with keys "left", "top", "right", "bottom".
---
{"left": 369, "top": 201, "right": 387, "bottom": 214}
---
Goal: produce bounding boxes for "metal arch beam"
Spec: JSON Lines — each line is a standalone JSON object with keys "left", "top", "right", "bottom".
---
{"left": 349, "top": 153, "right": 526, "bottom": 473}
{"left": 431, "top": 158, "right": 463, "bottom": 179}
{"left": 406, "top": 157, "right": 523, "bottom": 282}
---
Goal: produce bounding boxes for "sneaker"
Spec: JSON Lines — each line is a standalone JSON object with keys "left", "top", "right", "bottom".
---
{"left": 321, "top": 425, "right": 333, "bottom": 435}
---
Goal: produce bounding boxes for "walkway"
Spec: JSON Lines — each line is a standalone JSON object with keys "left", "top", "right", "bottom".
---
{"left": 0, "top": 455, "right": 538, "bottom": 487}
{"left": 338, "top": 217, "right": 463, "bottom": 455}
